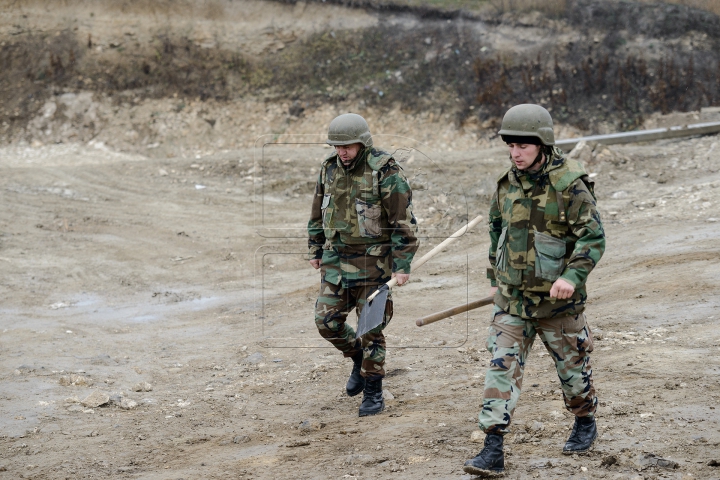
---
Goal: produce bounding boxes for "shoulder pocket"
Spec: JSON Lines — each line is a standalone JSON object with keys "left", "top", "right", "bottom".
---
{"left": 534, "top": 231, "right": 566, "bottom": 281}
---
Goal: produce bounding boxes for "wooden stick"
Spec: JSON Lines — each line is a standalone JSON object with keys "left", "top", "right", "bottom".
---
{"left": 366, "top": 213, "right": 485, "bottom": 302}
{"left": 415, "top": 296, "right": 494, "bottom": 327}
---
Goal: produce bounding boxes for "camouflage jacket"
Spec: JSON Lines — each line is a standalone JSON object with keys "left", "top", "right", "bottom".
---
{"left": 308, "top": 147, "right": 419, "bottom": 288}
{"left": 487, "top": 148, "right": 605, "bottom": 319}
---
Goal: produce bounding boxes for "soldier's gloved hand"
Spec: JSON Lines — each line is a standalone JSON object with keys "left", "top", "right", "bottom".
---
{"left": 309, "top": 259, "right": 322, "bottom": 269}
{"left": 392, "top": 272, "right": 410, "bottom": 286}
{"left": 550, "top": 278, "right": 575, "bottom": 299}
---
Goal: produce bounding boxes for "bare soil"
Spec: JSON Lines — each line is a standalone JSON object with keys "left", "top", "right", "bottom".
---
{"left": 1, "top": 130, "right": 720, "bottom": 479}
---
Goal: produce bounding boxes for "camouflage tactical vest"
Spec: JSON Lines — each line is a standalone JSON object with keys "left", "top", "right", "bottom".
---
{"left": 495, "top": 153, "right": 594, "bottom": 292}
{"left": 320, "top": 148, "right": 393, "bottom": 246}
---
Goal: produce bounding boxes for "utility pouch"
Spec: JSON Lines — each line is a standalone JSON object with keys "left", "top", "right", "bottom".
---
{"left": 534, "top": 231, "right": 566, "bottom": 281}
{"left": 355, "top": 199, "right": 382, "bottom": 238}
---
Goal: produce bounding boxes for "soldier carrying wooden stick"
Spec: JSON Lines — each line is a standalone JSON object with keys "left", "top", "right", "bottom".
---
{"left": 463, "top": 104, "right": 606, "bottom": 476}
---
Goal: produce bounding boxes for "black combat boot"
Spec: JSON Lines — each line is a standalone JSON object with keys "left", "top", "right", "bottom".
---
{"left": 346, "top": 350, "right": 365, "bottom": 397}
{"left": 358, "top": 377, "right": 384, "bottom": 417}
{"left": 563, "top": 415, "right": 598, "bottom": 454}
{"left": 463, "top": 434, "right": 505, "bottom": 476}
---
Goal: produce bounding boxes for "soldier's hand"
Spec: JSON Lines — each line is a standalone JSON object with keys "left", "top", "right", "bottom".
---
{"left": 309, "top": 259, "right": 322, "bottom": 269}
{"left": 393, "top": 272, "right": 410, "bottom": 286}
{"left": 550, "top": 278, "right": 575, "bottom": 299}
{"left": 489, "top": 286, "right": 498, "bottom": 297}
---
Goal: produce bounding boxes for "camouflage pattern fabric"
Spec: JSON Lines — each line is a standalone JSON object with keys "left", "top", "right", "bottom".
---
{"left": 308, "top": 146, "right": 418, "bottom": 378}
{"left": 315, "top": 279, "right": 393, "bottom": 379}
{"left": 487, "top": 148, "right": 605, "bottom": 319}
{"left": 479, "top": 306, "right": 596, "bottom": 435}
{"left": 308, "top": 147, "right": 419, "bottom": 288}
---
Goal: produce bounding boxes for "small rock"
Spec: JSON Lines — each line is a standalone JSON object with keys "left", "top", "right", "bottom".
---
{"left": 243, "top": 352, "right": 264, "bottom": 364}
{"left": 593, "top": 328, "right": 603, "bottom": 340}
{"left": 612, "top": 403, "right": 638, "bottom": 415}
{"left": 0, "top": 465, "right": 6, "bottom": 471}
{"left": 15, "top": 365, "right": 35, "bottom": 375}
{"left": 59, "top": 374, "right": 93, "bottom": 387}
{"left": 470, "top": 430, "right": 484, "bottom": 443}
{"left": 568, "top": 140, "right": 593, "bottom": 164}
{"left": 81, "top": 391, "right": 110, "bottom": 408}
{"left": 286, "top": 440, "right": 310, "bottom": 447}
{"left": 298, "top": 418, "right": 325, "bottom": 433}
{"left": 529, "top": 459, "right": 551, "bottom": 469}
{"left": 159, "top": 169, "right": 169, "bottom": 176}
{"left": 132, "top": 382, "right": 153, "bottom": 392}
{"left": 382, "top": 390, "right": 394, "bottom": 400}
{"left": 601, "top": 455, "right": 617, "bottom": 467}
{"left": 708, "top": 459, "right": 720, "bottom": 467}
{"left": 72, "top": 374, "right": 93, "bottom": 386}
{"left": 119, "top": 398, "right": 138, "bottom": 410}
{"left": 530, "top": 421, "right": 544, "bottom": 432}
{"left": 634, "top": 453, "right": 678, "bottom": 470}
{"left": 233, "top": 435, "right": 250, "bottom": 444}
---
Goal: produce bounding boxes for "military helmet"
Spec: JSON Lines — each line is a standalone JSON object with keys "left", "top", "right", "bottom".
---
{"left": 498, "top": 104, "right": 555, "bottom": 146}
{"left": 326, "top": 113, "right": 373, "bottom": 147}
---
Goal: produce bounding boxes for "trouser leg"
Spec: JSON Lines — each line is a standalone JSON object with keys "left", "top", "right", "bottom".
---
{"left": 537, "top": 313, "right": 597, "bottom": 417}
{"left": 314, "top": 280, "right": 362, "bottom": 357}
{"left": 478, "top": 306, "right": 536, "bottom": 435}
{"left": 355, "top": 285, "right": 393, "bottom": 380}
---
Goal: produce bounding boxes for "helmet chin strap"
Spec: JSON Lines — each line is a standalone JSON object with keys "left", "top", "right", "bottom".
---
{"left": 528, "top": 150, "right": 544, "bottom": 171}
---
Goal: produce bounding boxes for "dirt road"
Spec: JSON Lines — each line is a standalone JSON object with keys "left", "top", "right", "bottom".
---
{"left": 1, "top": 131, "right": 719, "bottom": 479}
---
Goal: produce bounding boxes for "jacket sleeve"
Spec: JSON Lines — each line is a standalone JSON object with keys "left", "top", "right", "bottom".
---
{"left": 560, "top": 178, "right": 606, "bottom": 288}
{"left": 487, "top": 187, "right": 502, "bottom": 287}
{"left": 379, "top": 161, "right": 419, "bottom": 274}
{"left": 307, "top": 169, "right": 325, "bottom": 260}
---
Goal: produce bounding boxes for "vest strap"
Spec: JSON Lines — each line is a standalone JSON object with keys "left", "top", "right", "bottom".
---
{"left": 556, "top": 189, "right": 567, "bottom": 223}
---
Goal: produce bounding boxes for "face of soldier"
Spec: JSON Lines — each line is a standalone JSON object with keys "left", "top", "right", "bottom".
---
{"left": 507, "top": 143, "right": 543, "bottom": 171}
{"left": 335, "top": 143, "right": 362, "bottom": 166}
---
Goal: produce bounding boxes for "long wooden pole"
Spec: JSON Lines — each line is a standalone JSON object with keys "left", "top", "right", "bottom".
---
{"left": 415, "top": 296, "right": 494, "bottom": 327}
{"left": 366, "top": 213, "right": 485, "bottom": 302}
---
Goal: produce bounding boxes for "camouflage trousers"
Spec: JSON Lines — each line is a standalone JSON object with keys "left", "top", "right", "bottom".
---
{"left": 479, "top": 306, "right": 596, "bottom": 435}
{"left": 314, "top": 279, "right": 393, "bottom": 379}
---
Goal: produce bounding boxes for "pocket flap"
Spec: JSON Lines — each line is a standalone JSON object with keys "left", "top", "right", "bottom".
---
{"left": 534, "top": 231, "right": 565, "bottom": 258}
{"left": 355, "top": 199, "right": 381, "bottom": 219}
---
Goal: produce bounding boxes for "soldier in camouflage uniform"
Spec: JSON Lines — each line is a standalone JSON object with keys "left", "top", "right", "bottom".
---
{"left": 464, "top": 104, "right": 606, "bottom": 477}
{"left": 308, "top": 113, "right": 419, "bottom": 417}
